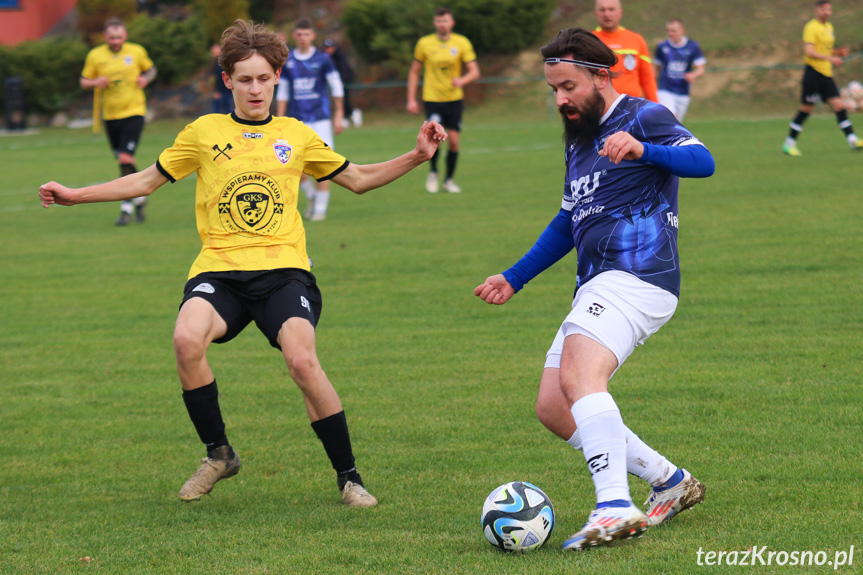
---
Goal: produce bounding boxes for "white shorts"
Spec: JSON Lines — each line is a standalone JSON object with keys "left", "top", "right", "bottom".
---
{"left": 544, "top": 271, "right": 678, "bottom": 371}
{"left": 306, "top": 119, "right": 335, "bottom": 150}
{"left": 658, "top": 90, "right": 691, "bottom": 122}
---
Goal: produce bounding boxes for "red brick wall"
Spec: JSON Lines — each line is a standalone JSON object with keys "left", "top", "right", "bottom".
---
{"left": 0, "top": 0, "right": 77, "bottom": 46}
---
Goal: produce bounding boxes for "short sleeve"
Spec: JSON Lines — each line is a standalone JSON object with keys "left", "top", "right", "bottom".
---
{"left": 81, "top": 49, "right": 98, "bottom": 79}
{"left": 301, "top": 124, "right": 349, "bottom": 181}
{"left": 461, "top": 37, "right": 477, "bottom": 63}
{"left": 413, "top": 38, "right": 426, "bottom": 63}
{"left": 803, "top": 21, "right": 817, "bottom": 44}
{"left": 157, "top": 122, "right": 201, "bottom": 183}
{"left": 654, "top": 43, "right": 665, "bottom": 65}
{"left": 692, "top": 42, "right": 706, "bottom": 66}
{"left": 137, "top": 45, "right": 155, "bottom": 73}
{"left": 636, "top": 103, "right": 701, "bottom": 147}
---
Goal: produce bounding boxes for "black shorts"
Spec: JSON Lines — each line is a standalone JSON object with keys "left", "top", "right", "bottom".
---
{"left": 180, "top": 268, "right": 323, "bottom": 350}
{"left": 424, "top": 100, "right": 463, "bottom": 131}
{"left": 801, "top": 66, "right": 840, "bottom": 105}
{"left": 104, "top": 115, "right": 145, "bottom": 157}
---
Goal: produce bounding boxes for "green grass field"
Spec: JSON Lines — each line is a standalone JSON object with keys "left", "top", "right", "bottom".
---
{"left": 1, "top": 105, "right": 861, "bottom": 574}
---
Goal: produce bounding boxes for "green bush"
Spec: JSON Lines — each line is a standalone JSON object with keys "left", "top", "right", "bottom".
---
{"left": 342, "top": 0, "right": 430, "bottom": 74}
{"left": 448, "top": 0, "right": 556, "bottom": 57}
{"left": 76, "top": 0, "right": 138, "bottom": 46}
{"left": 248, "top": 0, "right": 274, "bottom": 24}
{"left": 343, "top": 0, "right": 555, "bottom": 75}
{"left": 0, "top": 39, "right": 90, "bottom": 115}
{"left": 193, "top": 0, "right": 251, "bottom": 46}
{"left": 126, "top": 15, "right": 210, "bottom": 86}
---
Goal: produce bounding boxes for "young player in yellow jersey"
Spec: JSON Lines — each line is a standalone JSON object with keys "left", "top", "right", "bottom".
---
{"left": 39, "top": 19, "right": 447, "bottom": 508}
{"left": 80, "top": 18, "right": 157, "bottom": 226}
{"left": 407, "top": 7, "right": 480, "bottom": 194}
{"left": 782, "top": 0, "right": 863, "bottom": 155}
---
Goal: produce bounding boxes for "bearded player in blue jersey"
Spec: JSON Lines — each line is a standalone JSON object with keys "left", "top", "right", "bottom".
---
{"left": 475, "top": 28, "right": 715, "bottom": 551}
{"left": 276, "top": 19, "right": 345, "bottom": 221}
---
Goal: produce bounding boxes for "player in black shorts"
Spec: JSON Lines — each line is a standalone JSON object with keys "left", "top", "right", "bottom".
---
{"left": 41, "top": 20, "right": 447, "bottom": 508}
{"left": 80, "top": 19, "right": 157, "bottom": 225}
{"left": 782, "top": 1, "right": 863, "bottom": 155}
{"left": 407, "top": 8, "right": 480, "bottom": 193}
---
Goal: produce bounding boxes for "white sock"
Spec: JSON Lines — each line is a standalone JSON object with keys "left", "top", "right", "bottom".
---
{"left": 313, "top": 190, "right": 330, "bottom": 216}
{"left": 784, "top": 136, "right": 796, "bottom": 148}
{"left": 848, "top": 134, "right": 858, "bottom": 146}
{"left": 571, "top": 392, "right": 630, "bottom": 504}
{"left": 120, "top": 201, "right": 134, "bottom": 214}
{"left": 301, "top": 178, "right": 316, "bottom": 201}
{"left": 132, "top": 196, "right": 146, "bottom": 206}
{"left": 624, "top": 426, "right": 678, "bottom": 487}
{"left": 566, "top": 429, "right": 582, "bottom": 451}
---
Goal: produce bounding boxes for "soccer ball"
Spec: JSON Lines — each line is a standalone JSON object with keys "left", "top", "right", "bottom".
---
{"left": 481, "top": 481, "right": 555, "bottom": 552}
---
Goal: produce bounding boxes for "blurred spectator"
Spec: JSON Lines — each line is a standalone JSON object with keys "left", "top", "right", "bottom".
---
{"left": 211, "top": 44, "right": 233, "bottom": 115}
{"left": 324, "top": 38, "right": 362, "bottom": 127}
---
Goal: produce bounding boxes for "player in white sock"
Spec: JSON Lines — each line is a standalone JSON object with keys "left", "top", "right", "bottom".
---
{"left": 475, "top": 27, "right": 713, "bottom": 551}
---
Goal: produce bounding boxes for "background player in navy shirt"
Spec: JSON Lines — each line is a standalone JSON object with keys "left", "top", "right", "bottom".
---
{"left": 653, "top": 19, "right": 706, "bottom": 122}
{"left": 209, "top": 43, "right": 233, "bottom": 114}
{"left": 276, "top": 19, "right": 345, "bottom": 221}
{"left": 475, "top": 28, "right": 714, "bottom": 551}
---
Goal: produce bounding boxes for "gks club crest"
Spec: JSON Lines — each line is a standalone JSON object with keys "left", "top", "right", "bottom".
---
{"left": 218, "top": 171, "right": 285, "bottom": 237}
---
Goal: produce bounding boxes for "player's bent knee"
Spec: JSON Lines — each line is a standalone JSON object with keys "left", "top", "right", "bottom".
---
{"left": 285, "top": 352, "right": 320, "bottom": 383}
{"left": 173, "top": 328, "right": 208, "bottom": 362}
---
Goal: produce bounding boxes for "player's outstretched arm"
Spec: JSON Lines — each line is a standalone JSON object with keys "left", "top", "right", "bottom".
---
{"left": 330, "top": 121, "right": 446, "bottom": 194}
{"left": 39, "top": 164, "right": 168, "bottom": 208}
{"left": 474, "top": 274, "right": 516, "bottom": 306}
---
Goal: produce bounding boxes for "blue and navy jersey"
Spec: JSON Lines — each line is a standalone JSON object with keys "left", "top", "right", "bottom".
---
{"left": 654, "top": 38, "right": 706, "bottom": 96}
{"left": 278, "top": 48, "right": 344, "bottom": 123}
{"left": 563, "top": 95, "right": 703, "bottom": 297}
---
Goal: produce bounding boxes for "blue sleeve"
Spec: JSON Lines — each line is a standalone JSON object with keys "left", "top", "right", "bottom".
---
{"left": 502, "top": 208, "right": 574, "bottom": 293}
{"left": 639, "top": 143, "right": 715, "bottom": 178}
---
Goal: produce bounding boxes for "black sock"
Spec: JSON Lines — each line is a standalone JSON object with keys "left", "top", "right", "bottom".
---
{"left": 836, "top": 110, "right": 854, "bottom": 137}
{"left": 789, "top": 111, "right": 809, "bottom": 140}
{"left": 430, "top": 149, "right": 439, "bottom": 173}
{"left": 120, "top": 162, "right": 137, "bottom": 177}
{"left": 182, "top": 381, "right": 230, "bottom": 455}
{"left": 445, "top": 151, "right": 459, "bottom": 181}
{"left": 310, "top": 411, "right": 361, "bottom": 488}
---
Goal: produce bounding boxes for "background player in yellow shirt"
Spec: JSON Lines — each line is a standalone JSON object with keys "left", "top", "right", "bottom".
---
{"left": 80, "top": 18, "right": 157, "bottom": 225}
{"left": 407, "top": 7, "right": 480, "bottom": 194}
{"left": 782, "top": 0, "right": 863, "bottom": 155}
{"left": 40, "top": 19, "right": 447, "bottom": 508}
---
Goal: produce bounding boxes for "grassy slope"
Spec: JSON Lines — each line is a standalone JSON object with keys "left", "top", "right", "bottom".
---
{"left": 464, "top": 0, "right": 863, "bottom": 120}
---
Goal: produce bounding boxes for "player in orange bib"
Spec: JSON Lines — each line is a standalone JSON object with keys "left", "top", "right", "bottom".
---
{"left": 592, "top": 0, "right": 658, "bottom": 102}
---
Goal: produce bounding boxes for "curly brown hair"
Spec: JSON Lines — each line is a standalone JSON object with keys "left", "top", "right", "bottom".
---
{"left": 219, "top": 19, "right": 289, "bottom": 78}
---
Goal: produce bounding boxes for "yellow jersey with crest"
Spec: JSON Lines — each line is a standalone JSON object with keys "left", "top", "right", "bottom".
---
{"left": 803, "top": 18, "right": 835, "bottom": 77}
{"left": 156, "top": 113, "right": 349, "bottom": 279}
{"left": 81, "top": 43, "right": 154, "bottom": 120}
{"left": 413, "top": 33, "right": 477, "bottom": 102}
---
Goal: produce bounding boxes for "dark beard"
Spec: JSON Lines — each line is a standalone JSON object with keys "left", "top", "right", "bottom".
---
{"left": 560, "top": 88, "right": 605, "bottom": 147}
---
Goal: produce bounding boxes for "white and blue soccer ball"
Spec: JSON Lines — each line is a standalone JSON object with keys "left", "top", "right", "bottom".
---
{"left": 481, "top": 481, "right": 555, "bottom": 552}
